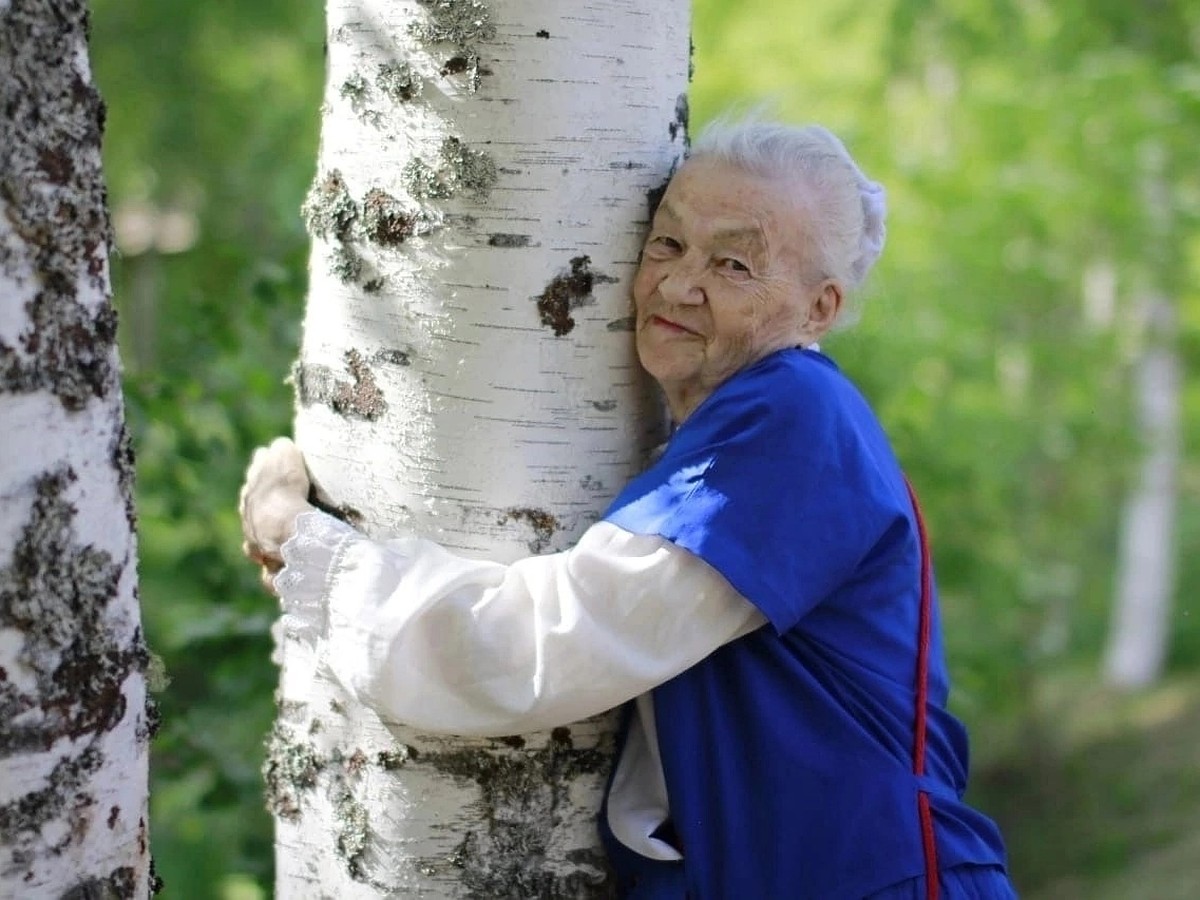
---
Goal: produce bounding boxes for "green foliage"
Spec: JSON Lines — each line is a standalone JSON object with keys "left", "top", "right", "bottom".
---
{"left": 90, "top": 0, "right": 323, "bottom": 894}
{"left": 88, "top": 0, "right": 1200, "bottom": 895}
{"left": 692, "top": 0, "right": 1200, "bottom": 890}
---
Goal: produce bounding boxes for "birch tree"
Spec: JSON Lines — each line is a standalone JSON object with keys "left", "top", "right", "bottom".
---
{"left": 1103, "top": 147, "right": 1181, "bottom": 690}
{"left": 268, "top": 0, "right": 689, "bottom": 895}
{"left": 0, "top": 0, "right": 153, "bottom": 896}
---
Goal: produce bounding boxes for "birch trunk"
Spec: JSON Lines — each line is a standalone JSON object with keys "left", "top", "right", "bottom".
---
{"left": 0, "top": 1, "right": 153, "bottom": 897}
{"left": 1103, "top": 294, "right": 1180, "bottom": 688}
{"left": 271, "top": 0, "right": 688, "bottom": 895}
{"left": 1103, "top": 148, "right": 1181, "bottom": 690}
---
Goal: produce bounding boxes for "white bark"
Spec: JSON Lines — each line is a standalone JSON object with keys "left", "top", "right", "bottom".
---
{"left": 1103, "top": 295, "right": 1181, "bottom": 689}
{"left": 1102, "top": 145, "right": 1182, "bottom": 691}
{"left": 0, "top": 1, "right": 152, "bottom": 897}
{"left": 273, "top": 0, "right": 688, "bottom": 896}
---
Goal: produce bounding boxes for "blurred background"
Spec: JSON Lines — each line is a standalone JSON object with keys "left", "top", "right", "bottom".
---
{"left": 88, "top": 0, "right": 1200, "bottom": 897}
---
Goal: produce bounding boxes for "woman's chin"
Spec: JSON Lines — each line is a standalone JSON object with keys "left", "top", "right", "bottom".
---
{"left": 639, "top": 357, "right": 694, "bottom": 389}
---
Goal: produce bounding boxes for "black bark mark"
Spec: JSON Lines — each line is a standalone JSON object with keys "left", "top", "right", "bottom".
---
{"left": 110, "top": 418, "right": 138, "bottom": 532}
{"left": 487, "top": 233, "right": 531, "bottom": 248}
{"left": 306, "top": 487, "right": 366, "bottom": 529}
{"left": 605, "top": 316, "right": 636, "bottom": 332}
{"left": 668, "top": 93, "right": 690, "bottom": 144}
{"left": 536, "top": 256, "right": 616, "bottom": 337}
{"left": 646, "top": 178, "right": 671, "bottom": 223}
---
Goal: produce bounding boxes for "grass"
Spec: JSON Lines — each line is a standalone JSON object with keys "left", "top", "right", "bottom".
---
{"left": 969, "top": 672, "right": 1200, "bottom": 898}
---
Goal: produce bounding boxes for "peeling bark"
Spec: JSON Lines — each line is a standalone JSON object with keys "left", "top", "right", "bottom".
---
{"left": 277, "top": 0, "right": 687, "bottom": 895}
{"left": 0, "top": 2, "right": 150, "bottom": 894}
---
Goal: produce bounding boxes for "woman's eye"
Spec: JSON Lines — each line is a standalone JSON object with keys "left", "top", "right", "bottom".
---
{"left": 652, "top": 236, "right": 682, "bottom": 252}
{"left": 720, "top": 258, "right": 750, "bottom": 274}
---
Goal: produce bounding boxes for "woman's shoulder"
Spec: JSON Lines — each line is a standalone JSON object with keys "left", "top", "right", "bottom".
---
{"left": 689, "top": 348, "right": 863, "bottom": 433}
{"left": 718, "top": 347, "right": 850, "bottom": 404}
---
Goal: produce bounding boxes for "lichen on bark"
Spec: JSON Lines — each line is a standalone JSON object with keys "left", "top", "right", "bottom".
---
{"left": 375, "top": 62, "right": 422, "bottom": 102}
{"left": 302, "top": 170, "right": 359, "bottom": 241}
{"left": 403, "top": 137, "right": 497, "bottom": 203}
{"left": 332, "top": 789, "right": 370, "bottom": 879}
{"left": 0, "top": 0, "right": 120, "bottom": 411}
{"left": 411, "top": 0, "right": 496, "bottom": 46}
{"left": 262, "top": 723, "right": 323, "bottom": 821}
{"left": 415, "top": 730, "right": 617, "bottom": 898}
{"left": 0, "top": 470, "right": 146, "bottom": 759}
{"left": 58, "top": 865, "right": 137, "bottom": 900}
{"left": 0, "top": 745, "right": 104, "bottom": 849}
{"left": 340, "top": 71, "right": 369, "bottom": 101}
{"left": 0, "top": 290, "right": 119, "bottom": 412}
{"left": 410, "top": 0, "right": 496, "bottom": 92}
{"left": 498, "top": 507, "right": 559, "bottom": 554}
{"left": 292, "top": 349, "right": 388, "bottom": 421}
{"left": 0, "top": 469, "right": 145, "bottom": 880}
{"left": 361, "top": 189, "right": 417, "bottom": 246}
{"left": 329, "top": 244, "right": 367, "bottom": 285}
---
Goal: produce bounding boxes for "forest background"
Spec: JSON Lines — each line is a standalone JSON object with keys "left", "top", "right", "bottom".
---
{"left": 86, "top": 0, "right": 1200, "bottom": 897}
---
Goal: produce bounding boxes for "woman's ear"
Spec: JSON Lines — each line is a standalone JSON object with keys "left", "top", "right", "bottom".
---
{"left": 798, "top": 280, "right": 843, "bottom": 343}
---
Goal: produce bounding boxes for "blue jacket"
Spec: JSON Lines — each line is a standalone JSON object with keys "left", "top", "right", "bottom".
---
{"left": 602, "top": 349, "right": 1009, "bottom": 899}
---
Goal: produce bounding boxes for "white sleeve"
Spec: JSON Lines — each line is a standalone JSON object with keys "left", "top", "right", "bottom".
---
{"left": 276, "top": 510, "right": 766, "bottom": 737}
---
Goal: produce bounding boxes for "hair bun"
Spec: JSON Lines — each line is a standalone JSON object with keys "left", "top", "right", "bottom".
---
{"left": 851, "top": 179, "right": 886, "bottom": 284}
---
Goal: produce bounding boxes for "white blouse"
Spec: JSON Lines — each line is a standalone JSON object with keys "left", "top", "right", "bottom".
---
{"left": 276, "top": 510, "right": 765, "bottom": 861}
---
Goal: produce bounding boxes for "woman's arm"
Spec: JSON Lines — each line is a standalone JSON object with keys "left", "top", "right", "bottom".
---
{"left": 277, "top": 510, "right": 765, "bottom": 736}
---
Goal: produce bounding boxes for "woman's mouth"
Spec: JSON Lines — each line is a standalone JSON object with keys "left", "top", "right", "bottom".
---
{"left": 649, "top": 314, "right": 698, "bottom": 335}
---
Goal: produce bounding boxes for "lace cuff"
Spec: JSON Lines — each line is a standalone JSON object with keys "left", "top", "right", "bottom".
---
{"left": 276, "top": 509, "right": 359, "bottom": 642}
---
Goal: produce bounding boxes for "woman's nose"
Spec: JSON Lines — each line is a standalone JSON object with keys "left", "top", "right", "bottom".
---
{"left": 658, "top": 264, "right": 705, "bottom": 306}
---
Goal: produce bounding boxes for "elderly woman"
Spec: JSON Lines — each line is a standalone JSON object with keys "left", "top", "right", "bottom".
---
{"left": 241, "top": 121, "right": 1016, "bottom": 899}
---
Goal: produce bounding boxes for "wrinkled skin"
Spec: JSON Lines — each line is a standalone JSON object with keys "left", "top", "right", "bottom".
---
{"left": 633, "top": 157, "right": 841, "bottom": 422}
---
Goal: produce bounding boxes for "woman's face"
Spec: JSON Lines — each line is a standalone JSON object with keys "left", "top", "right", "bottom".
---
{"left": 632, "top": 158, "right": 837, "bottom": 421}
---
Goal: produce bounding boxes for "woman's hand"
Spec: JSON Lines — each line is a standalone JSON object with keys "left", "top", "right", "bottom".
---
{"left": 239, "top": 437, "right": 314, "bottom": 594}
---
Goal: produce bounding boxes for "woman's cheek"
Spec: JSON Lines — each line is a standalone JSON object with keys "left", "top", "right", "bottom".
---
{"left": 631, "top": 265, "right": 659, "bottom": 309}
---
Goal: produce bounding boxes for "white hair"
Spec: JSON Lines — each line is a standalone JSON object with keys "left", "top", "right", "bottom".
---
{"left": 689, "top": 118, "right": 886, "bottom": 326}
